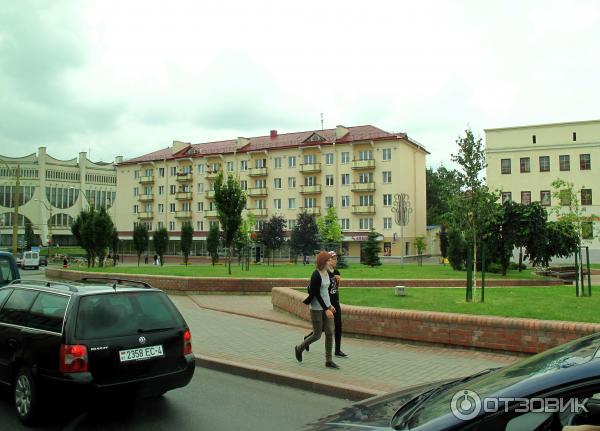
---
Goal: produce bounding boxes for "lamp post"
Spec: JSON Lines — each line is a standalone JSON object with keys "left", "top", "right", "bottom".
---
{"left": 35, "top": 199, "right": 53, "bottom": 260}
{"left": 0, "top": 161, "right": 20, "bottom": 256}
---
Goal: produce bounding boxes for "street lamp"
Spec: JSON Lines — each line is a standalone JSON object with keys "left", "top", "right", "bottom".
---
{"left": 0, "top": 160, "right": 20, "bottom": 255}
{"left": 34, "top": 199, "right": 53, "bottom": 260}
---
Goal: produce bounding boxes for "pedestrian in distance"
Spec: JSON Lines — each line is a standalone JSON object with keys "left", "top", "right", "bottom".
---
{"left": 294, "top": 251, "right": 339, "bottom": 369}
{"left": 153, "top": 254, "right": 158, "bottom": 265}
{"left": 144, "top": 254, "right": 148, "bottom": 265}
{"left": 62, "top": 256, "right": 68, "bottom": 268}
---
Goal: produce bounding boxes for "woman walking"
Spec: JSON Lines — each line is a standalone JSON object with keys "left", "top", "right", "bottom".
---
{"left": 294, "top": 251, "right": 339, "bottom": 369}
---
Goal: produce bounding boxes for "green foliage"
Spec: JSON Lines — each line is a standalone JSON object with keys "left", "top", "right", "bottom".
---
{"left": 362, "top": 229, "right": 382, "bottom": 267}
{"left": 24, "top": 221, "right": 36, "bottom": 251}
{"left": 317, "top": 205, "right": 346, "bottom": 267}
{"left": 544, "top": 220, "right": 579, "bottom": 264}
{"left": 414, "top": 235, "right": 426, "bottom": 266}
{"left": 132, "top": 224, "right": 149, "bottom": 267}
{"left": 207, "top": 223, "right": 220, "bottom": 266}
{"left": 259, "top": 215, "right": 286, "bottom": 266}
{"left": 234, "top": 213, "right": 254, "bottom": 270}
{"left": 426, "top": 166, "right": 462, "bottom": 226}
{"left": 289, "top": 211, "right": 319, "bottom": 264}
{"left": 109, "top": 227, "right": 120, "bottom": 266}
{"left": 152, "top": 227, "right": 169, "bottom": 266}
{"left": 438, "top": 226, "right": 448, "bottom": 259}
{"left": 214, "top": 172, "right": 246, "bottom": 274}
{"left": 522, "top": 203, "right": 550, "bottom": 267}
{"left": 72, "top": 208, "right": 95, "bottom": 266}
{"left": 447, "top": 228, "right": 467, "bottom": 270}
{"left": 180, "top": 222, "right": 193, "bottom": 266}
{"left": 72, "top": 207, "right": 116, "bottom": 267}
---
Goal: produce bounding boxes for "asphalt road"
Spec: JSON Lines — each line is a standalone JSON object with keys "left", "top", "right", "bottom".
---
{"left": 0, "top": 367, "right": 352, "bottom": 431}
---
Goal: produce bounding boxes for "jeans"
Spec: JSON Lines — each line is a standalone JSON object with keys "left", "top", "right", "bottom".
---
{"left": 297, "top": 310, "right": 334, "bottom": 362}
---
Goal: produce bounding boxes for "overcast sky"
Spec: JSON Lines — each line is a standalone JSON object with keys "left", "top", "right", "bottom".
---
{"left": 1, "top": 0, "right": 599, "bottom": 167}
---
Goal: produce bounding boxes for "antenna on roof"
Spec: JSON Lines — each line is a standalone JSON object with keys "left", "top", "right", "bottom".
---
{"left": 320, "top": 113, "right": 324, "bottom": 130}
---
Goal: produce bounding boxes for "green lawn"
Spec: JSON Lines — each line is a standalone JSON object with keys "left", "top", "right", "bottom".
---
{"left": 74, "top": 263, "right": 547, "bottom": 280}
{"left": 340, "top": 286, "right": 600, "bottom": 323}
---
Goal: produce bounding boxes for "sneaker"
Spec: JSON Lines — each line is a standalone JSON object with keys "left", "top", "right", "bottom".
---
{"left": 335, "top": 351, "right": 348, "bottom": 358}
{"left": 294, "top": 346, "right": 303, "bottom": 363}
{"left": 325, "top": 361, "right": 340, "bottom": 369}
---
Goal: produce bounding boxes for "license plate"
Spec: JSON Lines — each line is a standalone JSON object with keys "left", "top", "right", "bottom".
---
{"left": 119, "top": 345, "right": 164, "bottom": 362}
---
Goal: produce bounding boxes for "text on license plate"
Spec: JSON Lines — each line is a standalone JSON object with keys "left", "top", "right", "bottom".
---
{"left": 119, "top": 345, "right": 164, "bottom": 362}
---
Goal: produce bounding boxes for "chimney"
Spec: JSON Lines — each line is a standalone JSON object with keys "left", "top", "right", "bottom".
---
{"left": 172, "top": 140, "right": 189, "bottom": 155}
{"left": 114, "top": 155, "right": 124, "bottom": 164}
{"left": 335, "top": 125, "right": 349, "bottom": 140}
{"left": 270, "top": 130, "right": 278, "bottom": 139}
{"left": 236, "top": 137, "right": 250, "bottom": 149}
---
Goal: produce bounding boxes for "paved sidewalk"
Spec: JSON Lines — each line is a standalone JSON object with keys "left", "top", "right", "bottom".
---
{"left": 171, "top": 295, "right": 522, "bottom": 400}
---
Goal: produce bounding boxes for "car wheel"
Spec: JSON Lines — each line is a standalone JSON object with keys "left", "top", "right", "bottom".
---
{"left": 14, "top": 366, "right": 39, "bottom": 425}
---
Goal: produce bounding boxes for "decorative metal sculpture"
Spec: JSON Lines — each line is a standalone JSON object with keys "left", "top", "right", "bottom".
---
{"left": 391, "top": 193, "right": 412, "bottom": 265}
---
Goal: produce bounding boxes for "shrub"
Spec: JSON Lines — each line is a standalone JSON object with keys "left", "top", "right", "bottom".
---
{"left": 487, "top": 263, "right": 503, "bottom": 273}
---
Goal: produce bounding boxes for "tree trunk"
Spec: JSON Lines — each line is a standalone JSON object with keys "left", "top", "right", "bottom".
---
{"left": 473, "top": 234, "right": 477, "bottom": 302}
{"left": 228, "top": 248, "right": 232, "bottom": 275}
{"left": 518, "top": 247, "right": 523, "bottom": 272}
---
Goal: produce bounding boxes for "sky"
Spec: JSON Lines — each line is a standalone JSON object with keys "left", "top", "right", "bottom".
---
{"left": 1, "top": 0, "right": 599, "bottom": 167}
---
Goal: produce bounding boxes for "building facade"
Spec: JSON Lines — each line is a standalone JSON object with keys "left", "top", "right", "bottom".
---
{"left": 116, "top": 125, "right": 428, "bottom": 260}
{"left": 486, "top": 119, "right": 600, "bottom": 255}
{"left": 0, "top": 147, "right": 119, "bottom": 248}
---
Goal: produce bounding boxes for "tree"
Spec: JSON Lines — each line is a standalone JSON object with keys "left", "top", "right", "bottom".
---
{"left": 426, "top": 166, "right": 462, "bottom": 226}
{"left": 72, "top": 208, "right": 95, "bottom": 267}
{"left": 289, "top": 211, "right": 319, "bottom": 264}
{"left": 522, "top": 203, "right": 550, "bottom": 268}
{"left": 207, "top": 223, "right": 220, "bottom": 266}
{"left": 180, "top": 222, "right": 193, "bottom": 266}
{"left": 317, "top": 206, "right": 346, "bottom": 267}
{"left": 544, "top": 220, "right": 579, "bottom": 265}
{"left": 132, "top": 224, "right": 149, "bottom": 266}
{"left": 259, "top": 215, "right": 286, "bottom": 266}
{"left": 362, "top": 229, "right": 382, "bottom": 267}
{"left": 153, "top": 227, "right": 169, "bottom": 266}
{"left": 234, "top": 213, "right": 255, "bottom": 270}
{"left": 447, "top": 228, "right": 467, "bottom": 270}
{"left": 110, "top": 227, "right": 120, "bottom": 266}
{"left": 438, "top": 226, "right": 449, "bottom": 262}
{"left": 414, "top": 235, "right": 426, "bottom": 266}
{"left": 214, "top": 172, "right": 246, "bottom": 274}
{"left": 24, "top": 221, "right": 36, "bottom": 251}
{"left": 93, "top": 207, "right": 114, "bottom": 267}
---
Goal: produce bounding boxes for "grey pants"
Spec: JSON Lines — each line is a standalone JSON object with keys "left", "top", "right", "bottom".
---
{"left": 297, "top": 310, "right": 334, "bottom": 362}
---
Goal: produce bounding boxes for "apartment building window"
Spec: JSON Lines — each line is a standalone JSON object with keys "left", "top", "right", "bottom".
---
{"left": 288, "top": 177, "right": 296, "bottom": 188}
{"left": 341, "top": 174, "right": 350, "bottom": 185}
{"left": 169, "top": 203, "right": 176, "bottom": 212}
{"left": 325, "top": 175, "right": 334, "bottom": 186}
{"left": 382, "top": 171, "right": 392, "bottom": 184}
{"left": 274, "top": 178, "right": 282, "bottom": 189}
{"left": 197, "top": 221, "right": 204, "bottom": 231}
{"left": 384, "top": 217, "right": 392, "bottom": 229}
{"left": 197, "top": 165, "right": 204, "bottom": 174}
{"left": 288, "top": 220, "right": 296, "bottom": 230}
{"left": 382, "top": 148, "right": 392, "bottom": 161}
{"left": 325, "top": 153, "right": 334, "bottom": 165}
{"left": 197, "top": 183, "right": 204, "bottom": 193}
{"left": 341, "top": 152, "right": 350, "bottom": 164}
{"left": 169, "top": 221, "right": 175, "bottom": 231}
{"left": 209, "top": 220, "right": 219, "bottom": 230}
{"left": 359, "top": 195, "right": 374, "bottom": 206}
{"left": 256, "top": 220, "right": 265, "bottom": 231}
{"left": 240, "top": 180, "right": 247, "bottom": 190}
{"left": 580, "top": 154, "right": 591, "bottom": 170}
{"left": 158, "top": 204, "right": 164, "bottom": 213}
{"left": 359, "top": 218, "right": 373, "bottom": 230}
{"left": 274, "top": 157, "right": 282, "bottom": 169}
{"left": 170, "top": 167, "right": 177, "bottom": 176}
{"left": 156, "top": 185, "right": 163, "bottom": 195}
{"left": 304, "top": 197, "right": 317, "bottom": 208}
{"left": 273, "top": 198, "right": 282, "bottom": 210}
{"left": 559, "top": 155, "right": 570, "bottom": 171}
{"left": 521, "top": 191, "right": 531, "bottom": 205}
{"left": 520, "top": 157, "right": 530, "bottom": 173}
{"left": 255, "top": 159, "right": 267, "bottom": 168}
{"left": 383, "top": 194, "right": 392, "bottom": 206}
{"left": 170, "top": 185, "right": 176, "bottom": 194}
{"left": 325, "top": 196, "right": 334, "bottom": 208}
{"left": 581, "top": 189, "right": 592, "bottom": 206}
{"left": 240, "top": 160, "right": 248, "bottom": 171}
{"left": 197, "top": 202, "right": 204, "bottom": 211}
{"left": 559, "top": 190, "right": 571, "bottom": 206}
{"left": 133, "top": 205, "right": 139, "bottom": 213}
{"left": 256, "top": 199, "right": 266, "bottom": 209}
{"left": 501, "top": 159, "right": 511, "bottom": 174}
{"left": 532, "top": 135, "right": 536, "bottom": 144}
{"left": 341, "top": 196, "right": 350, "bottom": 208}
{"left": 157, "top": 221, "right": 164, "bottom": 229}
{"left": 134, "top": 170, "right": 139, "bottom": 179}
{"left": 539, "top": 156, "right": 550, "bottom": 172}
{"left": 144, "top": 168, "right": 153, "bottom": 177}
{"left": 582, "top": 222, "right": 594, "bottom": 239}
{"left": 304, "top": 176, "right": 316, "bottom": 186}
{"left": 133, "top": 187, "right": 139, "bottom": 196}
{"left": 210, "top": 163, "right": 221, "bottom": 173}
{"left": 573, "top": 132, "right": 577, "bottom": 142}
{"left": 181, "top": 202, "right": 191, "bottom": 212}
{"left": 158, "top": 167, "right": 165, "bottom": 177}
{"left": 358, "top": 150, "right": 373, "bottom": 160}
{"left": 540, "top": 191, "right": 551, "bottom": 206}
{"left": 288, "top": 198, "right": 296, "bottom": 209}
{"left": 304, "top": 154, "right": 317, "bottom": 165}
{"left": 226, "top": 161, "right": 234, "bottom": 172}
{"left": 255, "top": 179, "right": 266, "bottom": 189}
{"left": 288, "top": 156, "right": 296, "bottom": 168}
{"left": 341, "top": 219, "right": 350, "bottom": 230}
{"left": 502, "top": 191, "right": 513, "bottom": 204}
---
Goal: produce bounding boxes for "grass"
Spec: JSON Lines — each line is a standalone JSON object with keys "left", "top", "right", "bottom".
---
{"left": 73, "top": 263, "right": 548, "bottom": 280}
{"left": 41, "top": 246, "right": 87, "bottom": 257}
{"left": 340, "top": 286, "right": 600, "bottom": 323}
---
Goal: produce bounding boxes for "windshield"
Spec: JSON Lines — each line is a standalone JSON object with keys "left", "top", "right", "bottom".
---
{"left": 399, "top": 335, "right": 600, "bottom": 429}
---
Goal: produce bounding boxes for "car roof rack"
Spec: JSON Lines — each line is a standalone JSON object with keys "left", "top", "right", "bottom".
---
{"left": 79, "top": 277, "right": 153, "bottom": 291}
{"left": 8, "top": 279, "right": 79, "bottom": 293}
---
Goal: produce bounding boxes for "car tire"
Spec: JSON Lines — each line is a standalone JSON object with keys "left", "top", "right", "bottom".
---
{"left": 14, "top": 366, "right": 39, "bottom": 425}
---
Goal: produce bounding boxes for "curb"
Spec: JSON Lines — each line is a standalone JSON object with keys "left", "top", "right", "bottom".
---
{"left": 194, "top": 354, "right": 381, "bottom": 401}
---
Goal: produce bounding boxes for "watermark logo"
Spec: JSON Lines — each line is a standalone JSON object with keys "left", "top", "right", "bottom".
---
{"left": 450, "top": 389, "right": 588, "bottom": 420}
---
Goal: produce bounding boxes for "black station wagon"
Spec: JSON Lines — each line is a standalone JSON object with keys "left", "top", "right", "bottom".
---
{"left": 0, "top": 278, "right": 195, "bottom": 424}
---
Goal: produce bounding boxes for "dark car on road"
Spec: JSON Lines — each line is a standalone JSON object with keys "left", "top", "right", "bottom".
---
{"left": 0, "top": 252, "right": 20, "bottom": 287}
{"left": 39, "top": 255, "right": 48, "bottom": 267}
{"left": 307, "top": 333, "right": 600, "bottom": 430}
{"left": 0, "top": 277, "right": 195, "bottom": 424}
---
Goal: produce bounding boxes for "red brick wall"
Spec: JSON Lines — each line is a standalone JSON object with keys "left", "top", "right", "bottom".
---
{"left": 271, "top": 287, "right": 600, "bottom": 354}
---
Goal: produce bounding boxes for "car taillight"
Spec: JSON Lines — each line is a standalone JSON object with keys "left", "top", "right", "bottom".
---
{"left": 59, "top": 344, "right": 89, "bottom": 373}
{"left": 183, "top": 329, "right": 192, "bottom": 355}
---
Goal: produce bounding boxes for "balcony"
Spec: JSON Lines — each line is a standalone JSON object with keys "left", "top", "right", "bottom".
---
{"left": 175, "top": 210, "right": 192, "bottom": 219}
{"left": 352, "top": 159, "right": 376, "bottom": 170}
{"left": 249, "top": 167, "right": 268, "bottom": 177}
{"left": 352, "top": 205, "right": 376, "bottom": 214}
{"left": 139, "top": 175, "right": 154, "bottom": 184}
{"left": 137, "top": 211, "right": 153, "bottom": 220}
{"left": 206, "top": 170, "right": 221, "bottom": 180}
{"left": 300, "top": 163, "right": 321, "bottom": 173}
{"left": 299, "top": 185, "right": 322, "bottom": 194}
{"left": 248, "top": 187, "right": 268, "bottom": 197}
{"left": 205, "top": 190, "right": 215, "bottom": 199}
{"left": 176, "top": 173, "right": 193, "bottom": 182}
{"left": 204, "top": 210, "right": 218, "bottom": 218}
{"left": 175, "top": 192, "right": 193, "bottom": 200}
{"left": 247, "top": 208, "right": 268, "bottom": 217}
{"left": 138, "top": 194, "right": 154, "bottom": 202}
{"left": 351, "top": 182, "right": 376, "bottom": 192}
{"left": 301, "top": 206, "right": 321, "bottom": 215}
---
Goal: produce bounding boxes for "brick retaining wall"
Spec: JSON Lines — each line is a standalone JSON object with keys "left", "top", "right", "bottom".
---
{"left": 271, "top": 286, "right": 600, "bottom": 354}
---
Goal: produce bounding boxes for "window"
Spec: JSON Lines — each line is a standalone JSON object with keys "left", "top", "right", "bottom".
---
{"left": 341, "top": 174, "right": 350, "bottom": 185}
{"left": 0, "top": 289, "right": 39, "bottom": 326}
{"left": 159, "top": 168, "right": 165, "bottom": 177}
{"left": 304, "top": 176, "right": 317, "bottom": 187}
{"left": 169, "top": 221, "right": 175, "bottom": 231}
{"left": 573, "top": 132, "right": 577, "bottom": 142}
{"left": 581, "top": 189, "right": 592, "bottom": 206}
{"left": 288, "top": 177, "right": 296, "bottom": 188}
{"left": 288, "top": 220, "right": 296, "bottom": 230}
{"left": 341, "top": 219, "right": 350, "bottom": 230}
{"left": 501, "top": 159, "right": 511, "bottom": 174}
{"left": 303, "top": 197, "right": 317, "bottom": 208}
{"left": 359, "top": 195, "right": 374, "bottom": 206}
{"left": 359, "top": 172, "right": 373, "bottom": 183}
{"left": 197, "top": 221, "right": 204, "bottom": 231}
{"left": 341, "top": 152, "right": 350, "bottom": 164}
{"left": 134, "top": 170, "right": 139, "bottom": 179}
{"left": 384, "top": 217, "right": 392, "bottom": 229}
{"left": 303, "top": 154, "right": 317, "bottom": 165}
{"left": 358, "top": 150, "right": 373, "bottom": 160}
{"left": 240, "top": 180, "right": 247, "bottom": 190}
{"left": 383, "top": 194, "right": 392, "bottom": 206}
{"left": 325, "top": 175, "right": 334, "bottom": 186}
{"left": 227, "top": 161, "right": 234, "bottom": 172}
{"left": 382, "top": 171, "right": 392, "bottom": 184}
{"left": 559, "top": 155, "right": 570, "bottom": 171}
{"left": 273, "top": 198, "right": 282, "bottom": 209}
{"left": 325, "top": 153, "right": 333, "bottom": 165}
{"left": 325, "top": 196, "right": 334, "bottom": 208}
{"left": 133, "top": 187, "right": 139, "bottom": 196}
{"left": 240, "top": 160, "right": 248, "bottom": 171}
{"left": 559, "top": 189, "right": 571, "bottom": 206}
{"left": 341, "top": 196, "right": 350, "bottom": 207}
{"left": 255, "top": 179, "right": 266, "bottom": 188}
{"left": 156, "top": 185, "right": 163, "bottom": 196}
{"left": 288, "top": 156, "right": 296, "bottom": 168}
{"left": 197, "top": 183, "right": 204, "bottom": 193}
{"left": 133, "top": 205, "right": 138, "bottom": 213}
{"left": 29, "top": 293, "right": 69, "bottom": 332}
{"left": 580, "top": 154, "right": 591, "bottom": 170}
{"left": 288, "top": 198, "right": 296, "bottom": 209}
{"left": 169, "top": 203, "right": 175, "bottom": 212}
{"left": 170, "top": 167, "right": 177, "bottom": 176}
{"left": 256, "top": 199, "right": 266, "bottom": 209}
{"left": 274, "top": 178, "right": 282, "bottom": 189}
{"left": 169, "top": 185, "right": 176, "bottom": 194}
{"left": 359, "top": 218, "right": 373, "bottom": 230}
{"left": 197, "top": 202, "right": 204, "bottom": 211}
{"left": 211, "top": 163, "right": 221, "bottom": 173}
{"left": 539, "top": 156, "right": 550, "bottom": 172}
{"left": 274, "top": 157, "right": 282, "bottom": 169}
{"left": 197, "top": 165, "right": 204, "bottom": 174}
{"left": 209, "top": 220, "right": 219, "bottom": 230}
{"left": 382, "top": 148, "right": 392, "bottom": 161}
{"left": 256, "top": 220, "right": 265, "bottom": 231}
{"left": 158, "top": 204, "right": 164, "bottom": 213}
{"left": 521, "top": 191, "right": 531, "bottom": 205}
{"left": 582, "top": 222, "right": 594, "bottom": 239}
{"left": 519, "top": 157, "right": 530, "bottom": 173}
{"left": 532, "top": 135, "right": 536, "bottom": 144}
{"left": 540, "top": 191, "right": 551, "bottom": 206}
{"left": 157, "top": 221, "right": 164, "bottom": 229}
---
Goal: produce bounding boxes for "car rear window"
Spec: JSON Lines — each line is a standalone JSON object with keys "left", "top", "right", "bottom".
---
{"left": 75, "top": 291, "right": 184, "bottom": 340}
{"left": 28, "top": 293, "right": 69, "bottom": 333}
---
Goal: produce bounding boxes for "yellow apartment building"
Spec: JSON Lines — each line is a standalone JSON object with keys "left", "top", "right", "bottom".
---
{"left": 115, "top": 125, "right": 428, "bottom": 261}
{"left": 486, "top": 119, "right": 600, "bottom": 257}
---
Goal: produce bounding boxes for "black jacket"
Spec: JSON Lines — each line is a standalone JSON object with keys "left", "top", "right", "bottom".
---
{"left": 302, "top": 270, "right": 330, "bottom": 309}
